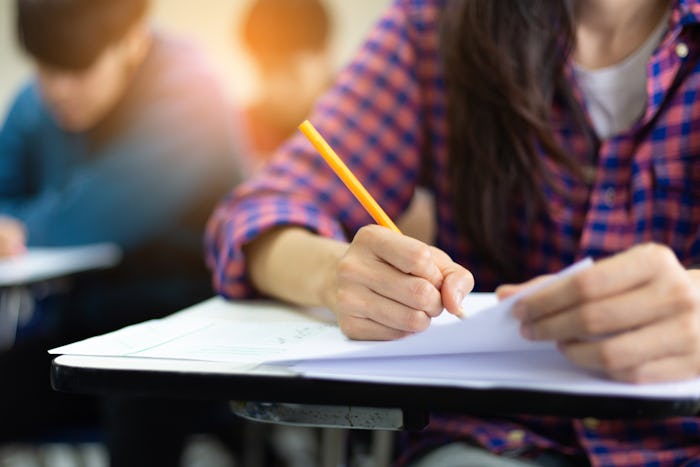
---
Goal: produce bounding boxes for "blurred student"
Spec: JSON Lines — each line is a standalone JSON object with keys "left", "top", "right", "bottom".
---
{"left": 240, "top": 0, "right": 333, "bottom": 169}
{"left": 0, "top": 0, "right": 243, "bottom": 463}
{"left": 208, "top": 0, "right": 700, "bottom": 465}
{"left": 240, "top": 0, "right": 435, "bottom": 244}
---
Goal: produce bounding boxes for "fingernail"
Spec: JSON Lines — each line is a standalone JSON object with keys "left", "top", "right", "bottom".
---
{"left": 455, "top": 306, "right": 465, "bottom": 319}
{"left": 520, "top": 325, "right": 533, "bottom": 340}
{"left": 454, "top": 290, "right": 465, "bottom": 306}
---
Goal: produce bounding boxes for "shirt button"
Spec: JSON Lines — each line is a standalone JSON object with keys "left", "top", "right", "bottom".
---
{"left": 676, "top": 42, "right": 689, "bottom": 58}
{"left": 507, "top": 429, "right": 525, "bottom": 443}
{"left": 583, "top": 417, "right": 600, "bottom": 430}
{"left": 602, "top": 187, "right": 616, "bottom": 206}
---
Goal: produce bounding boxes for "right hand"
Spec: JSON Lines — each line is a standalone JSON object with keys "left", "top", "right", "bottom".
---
{"left": 0, "top": 217, "right": 26, "bottom": 258}
{"left": 328, "top": 224, "right": 474, "bottom": 340}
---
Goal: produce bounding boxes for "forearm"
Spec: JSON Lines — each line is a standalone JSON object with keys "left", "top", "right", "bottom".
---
{"left": 243, "top": 226, "right": 348, "bottom": 308}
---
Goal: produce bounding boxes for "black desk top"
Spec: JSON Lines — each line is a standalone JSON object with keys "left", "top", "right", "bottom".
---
{"left": 51, "top": 355, "right": 700, "bottom": 422}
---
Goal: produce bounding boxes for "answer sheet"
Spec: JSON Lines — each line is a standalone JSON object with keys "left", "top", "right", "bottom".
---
{"left": 48, "top": 293, "right": 495, "bottom": 368}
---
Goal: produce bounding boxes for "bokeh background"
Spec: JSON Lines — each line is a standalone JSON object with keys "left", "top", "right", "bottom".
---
{"left": 0, "top": 0, "right": 390, "bottom": 116}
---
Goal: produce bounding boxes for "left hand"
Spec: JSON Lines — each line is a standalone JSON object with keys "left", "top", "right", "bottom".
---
{"left": 0, "top": 217, "right": 26, "bottom": 258}
{"left": 500, "top": 243, "right": 700, "bottom": 383}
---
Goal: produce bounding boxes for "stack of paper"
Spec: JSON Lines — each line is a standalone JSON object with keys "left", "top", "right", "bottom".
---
{"left": 50, "top": 258, "right": 700, "bottom": 399}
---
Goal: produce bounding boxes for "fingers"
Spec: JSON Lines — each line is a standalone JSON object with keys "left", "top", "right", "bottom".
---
{"left": 337, "top": 315, "right": 412, "bottom": 341}
{"left": 520, "top": 280, "right": 691, "bottom": 341}
{"left": 358, "top": 225, "right": 443, "bottom": 288}
{"left": 516, "top": 244, "right": 675, "bottom": 323}
{"left": 502, "top": 244, "right": 700, "bottom": 383}
{"left": 335, "top": 283, "right": 431, "bottom": 339}
{"left": 0, "top": 217, "right": 26, "bottom": 258}
{"left": 341, "top": 258, "right": 443, "bottom": 317}
{"left": 337, "top": 225, "right": 473, "bottom": 339}
{"left": 432, "top": 248, "right": 474, "bottom": 317}
{"left": 352, "top": 225, "right": 473, "bottom": 317}
{"left": 559, "top": 311, "right": 700, "bottom": 376}
{"left": 611, "top": 354, "right": 700, "bottom": 384}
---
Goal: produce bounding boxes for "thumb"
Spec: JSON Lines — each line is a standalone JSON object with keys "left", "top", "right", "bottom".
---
{"left": 440, "top": 264, "right": 474, "bottom": 318}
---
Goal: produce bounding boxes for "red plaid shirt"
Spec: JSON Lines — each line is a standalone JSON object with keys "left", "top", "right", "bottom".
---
{"left": 207, "top": 0, "right": 700, "bottom": 464}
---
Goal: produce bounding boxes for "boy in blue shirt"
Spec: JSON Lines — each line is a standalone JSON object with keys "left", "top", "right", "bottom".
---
{"left": 0, "top": 0, "right": 244, "bottom": 462}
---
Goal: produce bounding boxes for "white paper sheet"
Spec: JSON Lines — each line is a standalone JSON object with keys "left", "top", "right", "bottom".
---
{"left": 50, "top": 260, "right": 591, "bottom": 365}
{"left": 291, "top": 351, "right": 700, "bottom": 398}
{"left": 0, "top": 244, "right": 121, "bottom": 286}
{"left": 271, "top": 258, "right": 592, "bottom": 363}
{"left": 49, "top": 293, "right": 498, "bottom": 365}
{"left": 50, "top": 258, "right": 700, "bottom": 399}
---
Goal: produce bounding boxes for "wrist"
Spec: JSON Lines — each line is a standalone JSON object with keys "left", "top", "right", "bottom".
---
{"left": 315, "top": 237, "right": 347, "bottom": 310}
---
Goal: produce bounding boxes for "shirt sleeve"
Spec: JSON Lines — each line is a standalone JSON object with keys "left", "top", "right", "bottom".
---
{"left": 0, "top": 85, "right": 37, "bottom": 200}
{"left": 206, "top": 0, "right": 425, "bottom": 298}
{"left": 0, "top": 80, "right": 242, "bottom": 249}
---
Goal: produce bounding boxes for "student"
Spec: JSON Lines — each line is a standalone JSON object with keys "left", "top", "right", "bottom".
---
{"left": 240, "top": 0, "right": 333, "bottom": 169}
{"left": 0, "top": 0, "right": 243, "bottom": 462}
{"left": 207, "top": 0, "right": 700, "bottom": 465}
{"left": 239, "top": 0, "right": 436, "bottom": 245}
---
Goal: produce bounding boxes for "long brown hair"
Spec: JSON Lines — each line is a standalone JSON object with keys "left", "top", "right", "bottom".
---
{"left": 440, "top": 0, "right": 587, "bottom": 277}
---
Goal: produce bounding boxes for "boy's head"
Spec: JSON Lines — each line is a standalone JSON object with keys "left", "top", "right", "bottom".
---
{"left": 242, "top": 0, "right": 330, "bottom": 73}
{"left": 16, "top": 0, "right": 151, "bottom": 131}
{"left": 241, "top": 0, "right": 332, "bottom": 126}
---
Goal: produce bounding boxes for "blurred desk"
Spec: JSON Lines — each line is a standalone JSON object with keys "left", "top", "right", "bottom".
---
{"left": 0, "top": 244, "right": 121, "bottom": 287}
{"left": 0, "top": 244, "right": 121, "bottom": 349}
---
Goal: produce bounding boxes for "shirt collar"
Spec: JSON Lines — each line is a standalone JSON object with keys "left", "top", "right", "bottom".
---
{"left": 672, "top": 0, "right": 700, "bottom": 30}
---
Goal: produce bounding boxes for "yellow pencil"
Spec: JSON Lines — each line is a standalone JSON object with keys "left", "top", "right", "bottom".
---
{"left": 298, "top": 120, "right": 401, "bottom": 234}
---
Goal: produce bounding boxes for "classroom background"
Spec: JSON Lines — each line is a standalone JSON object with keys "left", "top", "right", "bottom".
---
{"left": 0, "top": 0, "right": 389, "bottom": 114}
{"left": 0, "top": 1, "right": 389, "bottom": 466}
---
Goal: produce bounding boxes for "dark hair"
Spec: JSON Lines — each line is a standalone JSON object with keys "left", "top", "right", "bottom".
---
{"left": 440, "top": 0, "right": 590, "bottom": 278}
{"left": 242, "top": 0, "right": 330, "bottom": 70}
{"left": 16, "top": 0, "right": 149, "bottom": 70}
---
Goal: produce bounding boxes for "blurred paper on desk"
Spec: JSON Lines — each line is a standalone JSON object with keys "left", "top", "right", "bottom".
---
{"left": 0, "top": 244, "right": 121, "bottom": 286}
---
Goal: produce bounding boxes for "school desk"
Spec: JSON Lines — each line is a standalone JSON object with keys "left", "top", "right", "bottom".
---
{"left": 0, "top": 244, "right": 121, "bottom": 349}
{"left": 50, "top": 296, "right": 700, "bottom": 421}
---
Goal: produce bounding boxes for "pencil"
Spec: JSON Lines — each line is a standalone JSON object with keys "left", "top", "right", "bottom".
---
{"left": 298, "top": 120, "right": 401, "bottom": 234}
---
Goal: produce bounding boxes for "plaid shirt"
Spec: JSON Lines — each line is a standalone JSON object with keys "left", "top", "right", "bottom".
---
{"left": 207, "top": 0, "right": 700, "bottom": 465}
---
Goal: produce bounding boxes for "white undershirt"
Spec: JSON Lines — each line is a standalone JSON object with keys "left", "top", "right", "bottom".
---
{"left": 573, "top": 12, "right": 670, "bottom": 140}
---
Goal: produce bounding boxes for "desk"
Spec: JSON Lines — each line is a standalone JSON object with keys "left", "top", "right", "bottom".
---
{"left": 51, "top": 353, "right": 700, "bottom": 421}
{"left": 0, "top": 244, "right": 121, "bottom": 287}
{"left": 50, "top": 298, "right": 700, "bottom": 421}
{"left": 0, "top": 244, "right": 121, "bottom": 349}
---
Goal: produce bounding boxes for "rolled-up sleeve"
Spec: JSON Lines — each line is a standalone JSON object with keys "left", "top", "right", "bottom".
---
{"left": 206, "top": 0, "right": 425, "bottom": 298}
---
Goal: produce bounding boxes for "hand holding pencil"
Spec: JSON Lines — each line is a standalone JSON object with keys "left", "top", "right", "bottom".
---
{"left": 298, "top": 120, "right": 473, "bottom": 339}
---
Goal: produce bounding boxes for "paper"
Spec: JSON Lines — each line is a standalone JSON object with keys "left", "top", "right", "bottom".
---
{"left": 137, "top": 294, "right": 498, "bottom": 365}
{"left": 51, "top": 261, "right": 589, "bottom": 365}
{"left": 291, "top": 351, "right": 700, "bottom": 398}
{"left": 49, "top": 293, "right": 498, "bottom": 365}
{"left": 50, "top": 300, "right": 349, "bottom": 367}
{"left": 0, "top": 244, "right": 122, "bottom": 286}
{"left": 51, "top": 257, "right": 700, "bottom": 399}
{"left": 273, "top": 257, "right": 592, "bottom": 362}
